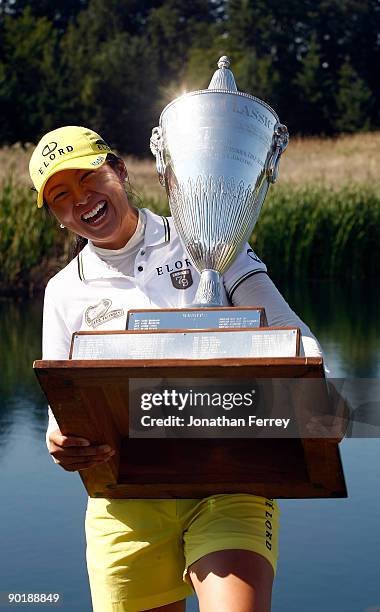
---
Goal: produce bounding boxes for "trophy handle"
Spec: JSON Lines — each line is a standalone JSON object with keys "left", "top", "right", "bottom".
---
{"left": 150, "top": 126, "right": 166, "bottom": 187}
{"left": 267, "top": 123, "right": 289, "bottom": 183}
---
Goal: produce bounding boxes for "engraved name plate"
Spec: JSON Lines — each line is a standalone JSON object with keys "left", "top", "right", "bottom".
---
{"left": 70, "top": 328, "right": 299, "bottom": 360}
{"left": 127, "top": 308, "right": 266, "bottom": 331}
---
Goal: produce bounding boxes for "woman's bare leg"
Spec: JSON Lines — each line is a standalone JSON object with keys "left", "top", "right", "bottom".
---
{"left": 188, "top": 549, "right": 274, "bottom": 612}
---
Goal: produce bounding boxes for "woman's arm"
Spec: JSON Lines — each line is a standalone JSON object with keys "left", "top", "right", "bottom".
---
{"left": 231, "top": 271, "right": 351, "bottom": 441}
{"left": 221, "top": 244, "right": 322, "bottom": 358}
{"left": 230, "top": 271, "right": 323, "bottom": 358}
{"left": 42, "top": 280, "right": 115, "bottom": 469}
{"left": 42, "top": 283, "right": 71, "bottom": 450}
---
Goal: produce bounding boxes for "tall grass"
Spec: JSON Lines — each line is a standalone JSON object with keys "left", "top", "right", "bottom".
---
{"left": 0, "top": 175, "right": 71, "bottom": 295}
{"left": 252, "top": 184, "right": 380, "bottom": 280}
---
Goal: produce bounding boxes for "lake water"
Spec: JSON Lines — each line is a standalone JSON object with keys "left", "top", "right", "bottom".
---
{"left": 0, "top": 280, "right": 379, "bottom": 612}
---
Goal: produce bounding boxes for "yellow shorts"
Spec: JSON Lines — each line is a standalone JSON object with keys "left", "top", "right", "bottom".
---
{"left": 85, "top": 494, "right": 280, "bottom": 612}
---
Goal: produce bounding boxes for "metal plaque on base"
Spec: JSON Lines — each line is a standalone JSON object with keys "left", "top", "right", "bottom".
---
{"left": 70, "top": 328, "right": 300, "bottom": 360}
{"left": 127, "top": 307, "right": 268, "bottom": 330}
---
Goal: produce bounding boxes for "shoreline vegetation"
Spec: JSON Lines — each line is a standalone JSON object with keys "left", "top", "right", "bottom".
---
{"left": 1, "top": 132, "right": 380, "bottom": 297}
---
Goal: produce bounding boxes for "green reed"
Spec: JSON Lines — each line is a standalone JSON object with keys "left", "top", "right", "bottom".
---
{"left": 251, "top": 183, "right": 380, "bottom": 280}
{"left": 0, "top": 175, "right": 70, "bottom": 295}
{"left": 1, "top": 177, "right": 379, "bottom": 296}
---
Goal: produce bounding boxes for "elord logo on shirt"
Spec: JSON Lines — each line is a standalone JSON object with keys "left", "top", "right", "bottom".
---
{"left": 170, "top": 269, "right": 193, "bottom": 289}
{"left": 85, "top": 299, "right": 124, "bottom": 328}
{"left": 156, "top": 259, "right": 193, "bottom": 276}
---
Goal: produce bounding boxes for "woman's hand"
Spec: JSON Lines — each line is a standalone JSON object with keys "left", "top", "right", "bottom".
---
{"left": 48, "top": 429, "right": 115, "bottom": 471}
{"left": 305, "top": 382, "right": 351, "bottom": 443}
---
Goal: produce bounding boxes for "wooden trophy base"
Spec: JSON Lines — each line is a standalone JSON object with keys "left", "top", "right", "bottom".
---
{"left": 34, "top": 357, "right": 347, "bottom": 499}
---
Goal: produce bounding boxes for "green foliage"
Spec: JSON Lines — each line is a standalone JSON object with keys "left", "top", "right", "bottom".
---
{"left": 0, "top": 173, "right": 69, "bottom": 294}
{"left": 1, "top": 0, "right": 380, "bottom": 148}
{"left": 0, "top": 7, "right": 60, "bottom": 142}
{"left": 59, "top": 23, "right": 159, "bottom": 154}
{"left": 224, "top": 0, "right": 380, "bottom": 136}
{"left": 234, "top": 52, "right": 280, "bottom": 104}
{"left": 0, "top": 0, "right": 88, "bottom": 29}
{"left": 293, "top": 33, "right": 327, "bottom": 132}
{"left": 334, "top": 62, "right": 371, "bottom": 132}
{"left": 147, "top": 0, "right": 217, "bottom": 79}
{"left": 252, "top": 183, "right": 380, "bottom": 280}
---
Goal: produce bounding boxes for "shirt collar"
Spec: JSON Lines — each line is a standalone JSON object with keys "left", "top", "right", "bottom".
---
{"left": 143, "top": 207, "right": 171, "bottom": 246}
{"left": 77, "top": 208, "right": 170, "bottom": 281}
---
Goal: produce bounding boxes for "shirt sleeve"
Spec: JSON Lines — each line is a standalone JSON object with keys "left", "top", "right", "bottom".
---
{"left": 222, "top": 243, "right": 268, "bottom": 303}
{"left": 230, "top": 270, "right": 324, "bottom": 359}
{"left": 42, "top": 281, "right": 72, "bottom": 453}
{"left": 42, "top": 282, "right": 72, "bottom": 360}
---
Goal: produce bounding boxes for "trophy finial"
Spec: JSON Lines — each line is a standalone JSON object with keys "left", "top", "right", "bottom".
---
{"left": 217, "top": 56, "right": 230, "bottom": 69}
{"left": 208, "top": 55, "right": 237, "bottom": 92}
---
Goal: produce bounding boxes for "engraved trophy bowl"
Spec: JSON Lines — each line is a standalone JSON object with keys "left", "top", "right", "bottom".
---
{"left": 150, "top": 56, "right": 289, "bottom": 307}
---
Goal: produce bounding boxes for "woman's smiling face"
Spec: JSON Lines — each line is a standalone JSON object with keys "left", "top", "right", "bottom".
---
{"left": 44, "top": 161, "right": 138, "bottom": 249}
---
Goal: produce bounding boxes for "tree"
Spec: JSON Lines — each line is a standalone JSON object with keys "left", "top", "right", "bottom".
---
{"left": 0, "top": 0, "right": 88, "bottom": 31}
{"left": 58, "top": 2, "right": 160, "bottom": 154}
{"left": 334, "top": 61, "right": 371, "bottom": 132}
{"left": 0, "top": 7, "right": 59, "bottom": 143}
{"left": 293, "top": 33, "right": 329, "bottom": 133}
{"left": 0, "top": 0, "right": 379, "bottom": 148}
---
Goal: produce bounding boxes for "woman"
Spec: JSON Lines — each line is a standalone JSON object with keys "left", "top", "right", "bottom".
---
{"left": 30, "top": 125, "right": 323, "bottom": 612}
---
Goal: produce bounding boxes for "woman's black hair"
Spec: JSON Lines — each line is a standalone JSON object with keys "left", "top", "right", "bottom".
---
{"left": 72, "top": 235, "right": 88, "bottom": 258}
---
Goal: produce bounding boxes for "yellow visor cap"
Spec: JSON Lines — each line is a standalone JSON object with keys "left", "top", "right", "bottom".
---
{"left": 29, "top": 126, "right": 116, "bottom": 207}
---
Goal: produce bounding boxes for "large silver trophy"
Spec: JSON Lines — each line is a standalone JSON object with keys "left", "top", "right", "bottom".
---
{"left": 150, "top": 56, "right": 289, "bottom": 307}
{"left": 72, "top": 56, "right": 295, "bottom": 359}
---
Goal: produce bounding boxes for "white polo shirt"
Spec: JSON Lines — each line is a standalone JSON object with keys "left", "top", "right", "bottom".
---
{"left": 42, "top": 207, "right": 268, "bottom": 360}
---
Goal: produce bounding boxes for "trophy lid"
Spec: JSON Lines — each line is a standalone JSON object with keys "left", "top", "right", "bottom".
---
{"left": 208, "top": 56, "right": 238, "bottom": 92}
{"left": 158, "top": 54, "right": 279, "bottom": 123}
